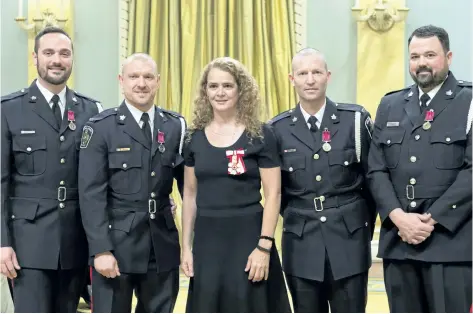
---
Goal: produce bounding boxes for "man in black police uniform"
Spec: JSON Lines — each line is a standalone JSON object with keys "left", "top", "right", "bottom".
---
{"left": 0, "top": 27, "right": 103, "bottom": 312}
{"left": 78, "top": 53, "right": 185, "bottom": 313}
{"left": 367, "top": 25, "right": 472, "bottom": 312}
{"left": 269, "top": 48, "right": 376, "bottom": 312}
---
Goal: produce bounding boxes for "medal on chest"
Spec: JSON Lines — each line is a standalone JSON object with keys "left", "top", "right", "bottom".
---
{"left": 67, "top": 110, "right": 76, "bottom": 131}
{"left": 322, "top": 128, "right": 332, "bottom": 152}
{"left": 226, "top": 149, "right": 246, "bottom": 175}
{"left": 423, "top": 109, "right": 435, "bottom": 130}
{"left": 157, "top": 130, "right": 165, "bottom": 153}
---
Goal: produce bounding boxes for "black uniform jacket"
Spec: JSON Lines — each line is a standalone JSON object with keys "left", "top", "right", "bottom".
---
{"left": 1, "top": 80, "right": 101, "bottom": 269}
{"left": 270, "top": 98, "right": 376, "bottom": 281}
{"left": 78, "top": 102, "right": 185, "bottom": 274}
{"left": 367, "top": 72, "right": 472, "bottom": 262}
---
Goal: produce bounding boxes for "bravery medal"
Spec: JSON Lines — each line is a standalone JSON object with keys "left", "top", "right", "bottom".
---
{"left": 157, "top": 130, "right": 165, "bottom": 153}
{"left": 67, "top": 110, "right": 76, "bottom": 130}
{"left": 322, "top": 128, "right": 332, "bottom": 152}
{"left": 423, "top": 109, "right": 435, "bottom": 130}
{"left": 226, "top": 149, "right": 246, "bottom": 175}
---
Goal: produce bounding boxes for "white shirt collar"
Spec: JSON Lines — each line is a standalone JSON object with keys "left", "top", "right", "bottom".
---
{"left": 125, "top": 101, "right": 155, "bottom": 130}
{"left": 36, "top": 79, "right": 67, "bottom": 109}
{"left": 300, "top": 99, "right": 327, "bottom": 128}
{"left": 417, "top": 76, "right": 447, "bottom": 106}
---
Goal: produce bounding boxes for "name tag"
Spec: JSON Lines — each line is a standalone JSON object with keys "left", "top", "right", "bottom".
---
{"left": 20, "top": 130, "right": 36, "bottom": 134}
{"left": 116, "top": 147, "right": 131, "bottom": 152}
{"left": 386, "top": 122, "right": 399, "bottom": 127}
{"left": 283, "top": 148, "right": 297, "bottom": 153}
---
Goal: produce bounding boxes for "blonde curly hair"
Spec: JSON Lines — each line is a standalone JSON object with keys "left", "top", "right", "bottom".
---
{"left": 187, "top": 57, "right": 263, "bottom": 141}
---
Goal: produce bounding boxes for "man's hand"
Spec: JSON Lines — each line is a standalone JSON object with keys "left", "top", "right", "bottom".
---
{"left": 94, "top": 251, "right": 120, "bottom": 278}
{"left": 170, "top": 197, "right": 177, "bottom": 218}
{"left": 390, "top": 209, "right": 434, "bottom": 245}
{"left": 0, "top": 247, "right": 20, "bottom": 279}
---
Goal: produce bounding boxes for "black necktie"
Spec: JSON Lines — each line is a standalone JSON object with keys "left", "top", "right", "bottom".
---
{"left": 51, "top": 94, "right": 62, "bottom": 128}
{"left": 308, "top": 116, "right": 318, "bottom": 133}
{"left": 420, "top": 93, "right": 431, "bottom": 113}
{"left": 141, "top": 113, "right": 152, "bottom": 147}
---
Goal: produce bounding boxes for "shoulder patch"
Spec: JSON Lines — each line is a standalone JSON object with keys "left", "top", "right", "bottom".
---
{"left": 384, "top": 85, "right": 413, "bottom": 97}
{"left": 458, "top": 80, "right": 472, "bottom": 88}
{"left": 89, "top": 107, "right": 117, "bottom": 122}
{"left": 268, "top": 110, "right": 292, "bottom": 125}
{"left": 336, "top": 103, "right": 365, "bottom": 112}
{"left": 159, "top": 107, "right": 183, "bottom": 119}
{"left": 1, "top": 89, "right": 28, "bottom": 102}
{"left": 80, "top": 125, "right": 94, "bottom": 148}
{"left": 73, "top": 91, "right": 100, "bottom": 103}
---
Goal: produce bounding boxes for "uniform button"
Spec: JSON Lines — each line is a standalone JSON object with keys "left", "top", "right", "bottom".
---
{"left": 289, "top": 167, "right": 294, "bottom": 172}
{"left": 26, "top": 147, "right": 32, "bottom": 152}
{"left": 313, "top": 154, "right": 320, "bottom": 160}
{"left": 60, "top": 158, "right": 66, "bottom": 164}
{"left": 410, "top": 201, "right": 417, "bottom": 208}
{"left": 151, "top": 192, "right": 156, "bottom": 198}
{"left": 109, "top": 224, "right": 112, "bottom": 229}
{"left": 283, "top": 228, "right": 286, "bottom": 231}
{"left": 320, "top": 196, "right": 325, "bottom": 202}
{"left": 452, "top": 205, "right": 457, "bottom": 209}
{"left": 151, "top": 171, "right": 156, "bottom": 177}
{"left": 171, "top": 162, "right": 175, "bottom": 167}
{"left": 415, "top": 135, "right": 420, "bottom": 140}
{"left": 59, "top": 203, "right": 65, "bottom": 209}
{"left": 316, "top": 175, "right": 322, "bottom": 182}
{"left": 410, "top": 156, "right": 417, "bottom": 163}
{"left": 365, "top": 222, "right": 368, "bottom": 227}
{"left": 123, "top": 163, "right": 128, "bottom": 169}
{"left": 60, "top": 181, "right": 65, "bottom": 185}
{"left": 386, "top": 140, "right": 391, "bottom": 145}
{"left": 446, "top": 137, "right": 451, "bottom": 142}
{"left": 409, "top": 178, "right": 416, "bottom": 185}
{"left": 320, "top": 216, "right": 327, "bottom": 222}
{"left": 59, "top": 136, "right": 65, "bottom": 142}
{"left": 344, "top": 161, "right": 349, "bottom": 166}
{"left": 11, "top": 215, "right": 15, "bottom": 219}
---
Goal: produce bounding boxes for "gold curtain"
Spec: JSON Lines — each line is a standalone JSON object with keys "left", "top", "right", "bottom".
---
{"left": 127, "top": 0, "right": 297, "bottom": 249}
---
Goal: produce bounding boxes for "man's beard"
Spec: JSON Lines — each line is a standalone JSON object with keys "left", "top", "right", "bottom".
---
{"left": 37, "top": 64, "right": 72, "bottom": 85}
{"left": 411, "top": 65, "right": 448, "bottom": 89}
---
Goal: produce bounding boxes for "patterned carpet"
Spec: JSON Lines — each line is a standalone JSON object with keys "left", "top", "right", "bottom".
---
{"left": 78, "top": 263, "right": 390, "bottom": 313}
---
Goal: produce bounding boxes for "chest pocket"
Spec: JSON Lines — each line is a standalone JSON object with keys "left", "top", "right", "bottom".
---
{"left": 108, "top": 152, "right": 142, "bottom": 194}
{"left": 281, "top": 155, "right": 306, "bottom": 192}
{"left": 380, "top": 129, "right": 405, "bottom": 168}
{"left": 430, "top": 128, "right": 466, "bottom": 169}
{"left": 328, "top": 149, "right": 359, "bottom": 188}
{"left": 12, "top": 135, "right": 47, "bottom": 176}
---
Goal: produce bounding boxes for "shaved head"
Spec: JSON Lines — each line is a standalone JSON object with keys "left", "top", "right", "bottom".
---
{"left": 292, "top": 48, "right": 328, "bottom": 73}
{"left": 121, "top": 53, "right": 158, "bottom": 75}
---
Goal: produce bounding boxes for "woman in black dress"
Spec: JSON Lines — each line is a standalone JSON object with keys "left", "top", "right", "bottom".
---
{"left": 181, "top": 57, "right": 291, "bottom": 313}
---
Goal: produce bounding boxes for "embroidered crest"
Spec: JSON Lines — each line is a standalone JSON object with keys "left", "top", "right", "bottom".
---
{"left": 80, "top": 126, "right": 94, "bottom": 148}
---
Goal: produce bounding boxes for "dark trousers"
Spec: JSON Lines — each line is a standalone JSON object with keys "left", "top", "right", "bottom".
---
{"left": 286, "top": 253, "right": 368, "bottom": 313}
{"left": 384, "top": 259, "right": 472, "bottom": 313}
{"left": 91, "top": 268, "right": 179, "bottom": 313}
{"left": 12, "top": 267, "right": 86, "bottom": 313}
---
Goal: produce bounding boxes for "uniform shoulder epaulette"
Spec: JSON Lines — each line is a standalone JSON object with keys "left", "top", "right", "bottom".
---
{"left": 268, "top": 110, "right": 292, "bottom": 125}
{"left": 457, "top": 80, "right": 472, "bottom": 88}
{"left": 384, "top": 85, "right": 413, "bottom": 97}
{"left": 336, "top": 103, "right": 366, "bottom": 113}
{"left": 89, "top": 108, "right": 117, "bottom": 122}
{"left": 1, "top": 88, "right": 28, "bottom": 103}
{"left": 73, "top": 91, "right": 100, "bottom": 103}
{"left": 160, "top": 107, "right": 183, "bottom": 119}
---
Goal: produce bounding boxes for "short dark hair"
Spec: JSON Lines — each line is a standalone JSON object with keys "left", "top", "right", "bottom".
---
{"left": 408, "top": 25, "right": 450, "bottom": 53}
{"left": 34, "top": 27, "right": 73, "bottom": 54}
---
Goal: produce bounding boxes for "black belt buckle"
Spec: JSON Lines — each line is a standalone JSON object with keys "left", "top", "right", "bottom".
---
{"left": 313, "top": 196, "right": 325, "bottom": 212}
{"left": 148, "top": 199, "right": 157, "bottom": 219}
{"left": 57, "top": 187, "right": 67, "bottom": 201}
{"left": 406, "top": 185, "right": 415, "bottom": 200}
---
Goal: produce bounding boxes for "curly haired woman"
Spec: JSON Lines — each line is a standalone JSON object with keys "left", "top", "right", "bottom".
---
{"left": 181, "top": 57, "right": 290, "bottom": 313}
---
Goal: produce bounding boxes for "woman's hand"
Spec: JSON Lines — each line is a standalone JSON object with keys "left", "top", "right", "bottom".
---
{"left": 244, "top": 240, "right": 271, "bottom": 282}
{"left": 181, "top": 247, "right": 194, "bottom": 277}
